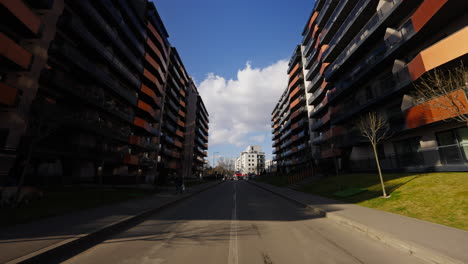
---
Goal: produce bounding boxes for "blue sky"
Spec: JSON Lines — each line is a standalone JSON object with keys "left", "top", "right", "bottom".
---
{"left": 154, "top": 0, "right": 314, "bottom": 164}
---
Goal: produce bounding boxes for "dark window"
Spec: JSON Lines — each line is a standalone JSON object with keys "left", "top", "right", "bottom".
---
{"left": 393, "top": 137, "right": 423, "bottom": 166}
{"left": 0, "top": 129, "right": 8, "bottom": 148}
{"left": 436, "top": 129, "right": 466, "bottom": 164}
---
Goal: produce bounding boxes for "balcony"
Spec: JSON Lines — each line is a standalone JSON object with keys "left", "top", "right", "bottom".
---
{"left": 42, "top": 69, "right": 135, "bottom": 124}
{"left": 129, "top": 135, "right": 159, "bottom": 151}
{"left": 74, "top": 0, "right": 142, "bottom": 73}
{"left": 318, "top": 0, "right": 352, "bottom": 44}
{"left": 133, "top": 117, "right": 159, "bottom": 136}
{"left": 332, "top": 69, "right": 411, "bottom": 125}
{"left": 405, "top": 89, "right": 468, "bottom": 130}
{"left": 311, "top": 134, "right": 324, "bottom": 145}
{"left": 322, "top": 0, "right": 372, "bottom": 62}
{"left": 1, "top": 0, "right": 41, "bottom": 37}
{"left": 58, "top": 111, "right": 131, "bottom": 143}
{"left": 0, "top": 82, "right": 18, "bottom": 106}
{"left": 115, "top": 0, "right": 147, "bottom": 41}
{"left": 310, "top": 96, "right": 329, "bottom": 119}
{"left": 325, "top": 0, "right": 406, "bottom": 80}
{"left": 307, "top": 74, "right": 323, "bottom": 94}
{"left": 0, "top": 33, "right": 32, "bottom": 70}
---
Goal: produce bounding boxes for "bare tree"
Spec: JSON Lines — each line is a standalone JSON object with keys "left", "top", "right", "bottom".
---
{"left": 357, "top": 112, "right": 390, "bottom": 198}
{"left": 414, "top": 62, "right": 468, "bottom": 125}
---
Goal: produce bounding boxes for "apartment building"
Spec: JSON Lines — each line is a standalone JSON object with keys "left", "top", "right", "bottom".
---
{"left": 297, "top": 0, "right": 467, "bottom": 172}
{"left": 182, "top": 81, "right": 209, "bottom": 179}
{"left": 272, "top": 47, "right": 312, "bottom": 173}
{"left": 0, "top": 0, "right": 209, "bottom": 186}
{"left": 236, "top": 146, "right": 265, "bottom": 174}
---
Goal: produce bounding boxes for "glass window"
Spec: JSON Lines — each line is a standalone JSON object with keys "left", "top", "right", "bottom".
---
{"left": 393, "top": 137, "right": 423, "bottom": 166}
{"left": 456, "top": 127, "right": 468, "bottom": 161}
{"left": 436, "top": 129, "right": 463, "bottom": 164}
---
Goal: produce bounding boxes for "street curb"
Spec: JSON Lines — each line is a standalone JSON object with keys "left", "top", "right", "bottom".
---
{"left": 8, "top": 181, "right": 224, "bottom": 264}
{"left": 247, "top": 180, "right": 464, "bottom": 264}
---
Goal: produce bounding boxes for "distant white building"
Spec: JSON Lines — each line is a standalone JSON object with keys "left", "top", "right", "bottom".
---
{"left": 236, "top": 145, "right": 265, "bottom": 174}
{"left": 265, "top": 159, "right": 277, "bottom": 173}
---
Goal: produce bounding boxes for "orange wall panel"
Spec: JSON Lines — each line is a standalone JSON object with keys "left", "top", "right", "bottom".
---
{"left": 147, "top": 22, "right": 168, "bottom": 58}
{"left": 408, "top": 27, "right": 468, "bottom": 81}
{"left": 308, "top": 12, "right": 318, "bottom": 30}
{"left": 405, "top": 89, "right": 468, "bottom": 129}
{"left": 411, "top": 0, "right": 447, "bottom": 32}
{"left": 0, "top": 82, "right": 18, "bottom": 106}
{"left": 0, "top": 0, "right": 41, "bottom": 35}
{"left": 146, "top": 38, "right": 167, "bottom": 71}
{"left": 0, "top": 33, "right": 32, "bottom": 69}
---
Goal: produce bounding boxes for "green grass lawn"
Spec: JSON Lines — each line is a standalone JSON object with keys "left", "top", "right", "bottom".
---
{"left": 298, "top": 172, "right": 468, "bottom": 230}
{"left": 0, "top": 186, "right": 155, "bottom": 228}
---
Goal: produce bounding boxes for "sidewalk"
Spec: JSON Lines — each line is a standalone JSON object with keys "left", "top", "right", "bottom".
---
{"left": 249, "top": 181, "right": 468, "bottom": 264}
{"left": 0, "top": 181, "right": 222, "bottom": 264}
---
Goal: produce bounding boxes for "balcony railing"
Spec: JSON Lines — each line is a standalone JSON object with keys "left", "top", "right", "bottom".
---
{"left": 325, "top": 0, "right": 403, "bottom": 79}
{"left": 307, "top": 74, "right": 322, "bottom": 93}
{"left": 331, "top": 69, "right": 411, "bottom": 125}
{"left": 322, "top": 0, "right": 370, "bottom": 62}
{"left": 319, "top": 0, "right": 349, "bottom": 44}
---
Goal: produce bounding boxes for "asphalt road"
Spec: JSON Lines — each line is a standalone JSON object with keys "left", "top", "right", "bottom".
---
{"left": 63, "top": 181, "right": 426, "bottom": 264}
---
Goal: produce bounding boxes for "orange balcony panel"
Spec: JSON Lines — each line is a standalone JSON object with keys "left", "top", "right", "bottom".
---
{"left": 179, "top": 77, "right": 186, "bottom": 86}
{"left": 288, "top": 75, "right": 299, "bottom": 89}
{"left": 289, "top": 97, "right": 300, "bottom": 110}
{"left": 143, "top": 69, "right": 164, "bottom": 94}
{"left": 177, "top": 119, "right": 185, "bottom": 127}
{"left": 405, "top": 89, "right": 468, "bottom": 129}
{"left": 176, "top": 130, "right": 184, "bottom": 138}
{"left": 408, "top": 27, "right": 468, "bottom": 81}
{"left": 0, "top": 33, "right": 32, "bottom": 69}
{"left": 0, "top": 82, "right": 18, "bottom": 106}
{"left": 138, "top": 100, "right": 156, "bottom": 118}
{"left": 174, "top": 140, "right": 183, "bottom": 148}
{"left": 180, "top": 89, "right": 186, "bottom": 97}
{"left": 204, "top": 143, "right": 208, "bottom": 149}
{"left": 147, "top": 22, "right": 168, "bottom": 58}
{"left": 411, "top": 0, "right": 448, "bottom": 32}
{"left": 318, "top": 45, "right": 329, "bottom": 63}
{"left": 321, "top": 80, "right": 328, "bottom": 90}
{"left": 134, "top": 117, "right": 152, "bottom": 133}
{"left": 291, "top": 123, "right": 299, "bottom": 130}
{"left": 319, "top": 62, "right": 330, "bottom": 75}
{"left": 145, "top": 54, "right": 165, "bottom": 82}
{"left": 289, "top": 62, "right": 300, "bottom": 78}
{"left": 123, "top": 154, "right": 139, "bottom": 165}
{"left": 289, "top": 85, "right": 300, "bottom": 100}
{"left": 307, "top": 11, "right": 318, "bottom": 30}
{"left": 178, "top": 110, "right": 186, "bottom": 118}
{"left": 140, "top": 83, "right": 162, "bottom": 106}
{"left": 1, "top": 0, "right": 41, "bottom": 35}
{"left": 146, "top": 38, "right": 167, "bottom": 71}
{"left": 312, "top": 25, "right": 319, "bottom": 39}
{"left": 179, "top": 100, "right": 186, "bottom": 108}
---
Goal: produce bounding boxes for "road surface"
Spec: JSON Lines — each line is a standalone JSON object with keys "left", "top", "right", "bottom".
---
{"left": 64, "top": 181, "right": 425, "bottom": 264}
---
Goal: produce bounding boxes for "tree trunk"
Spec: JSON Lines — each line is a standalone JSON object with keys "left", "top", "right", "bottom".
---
{"left": 372, "top": 144, "right": 387, "bottom": 197}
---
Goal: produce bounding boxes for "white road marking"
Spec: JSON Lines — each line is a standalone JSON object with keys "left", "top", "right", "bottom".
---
{"left": 228, "top": 182, "right": 239, "bottom": 264}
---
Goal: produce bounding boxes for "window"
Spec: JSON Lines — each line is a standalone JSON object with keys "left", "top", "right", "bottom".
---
{"left": 436, "top": 128, "right": 467, "bottom": 164}
{"left": 0, "top": 129, "right": 8, "bottom": 148}
{"left": 393, "top": 137, "right": 423, "bottom": 166}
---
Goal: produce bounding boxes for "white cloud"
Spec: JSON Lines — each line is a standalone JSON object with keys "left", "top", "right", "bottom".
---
{"left": 198, "top": 60, "right": 288, "bottom": 147}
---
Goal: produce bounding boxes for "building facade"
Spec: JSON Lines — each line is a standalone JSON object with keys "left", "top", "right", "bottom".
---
{"left": 236, "top": 145, "right": 265, "bottom": 175}
{"left": 273, "top": 0, "right": 468, "bottom": 174}
{"left": 0, "top": 0, "right": 209, "bottom": 186}
{"left": 272, "top": 47, "right": 312, "bottom": 174}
